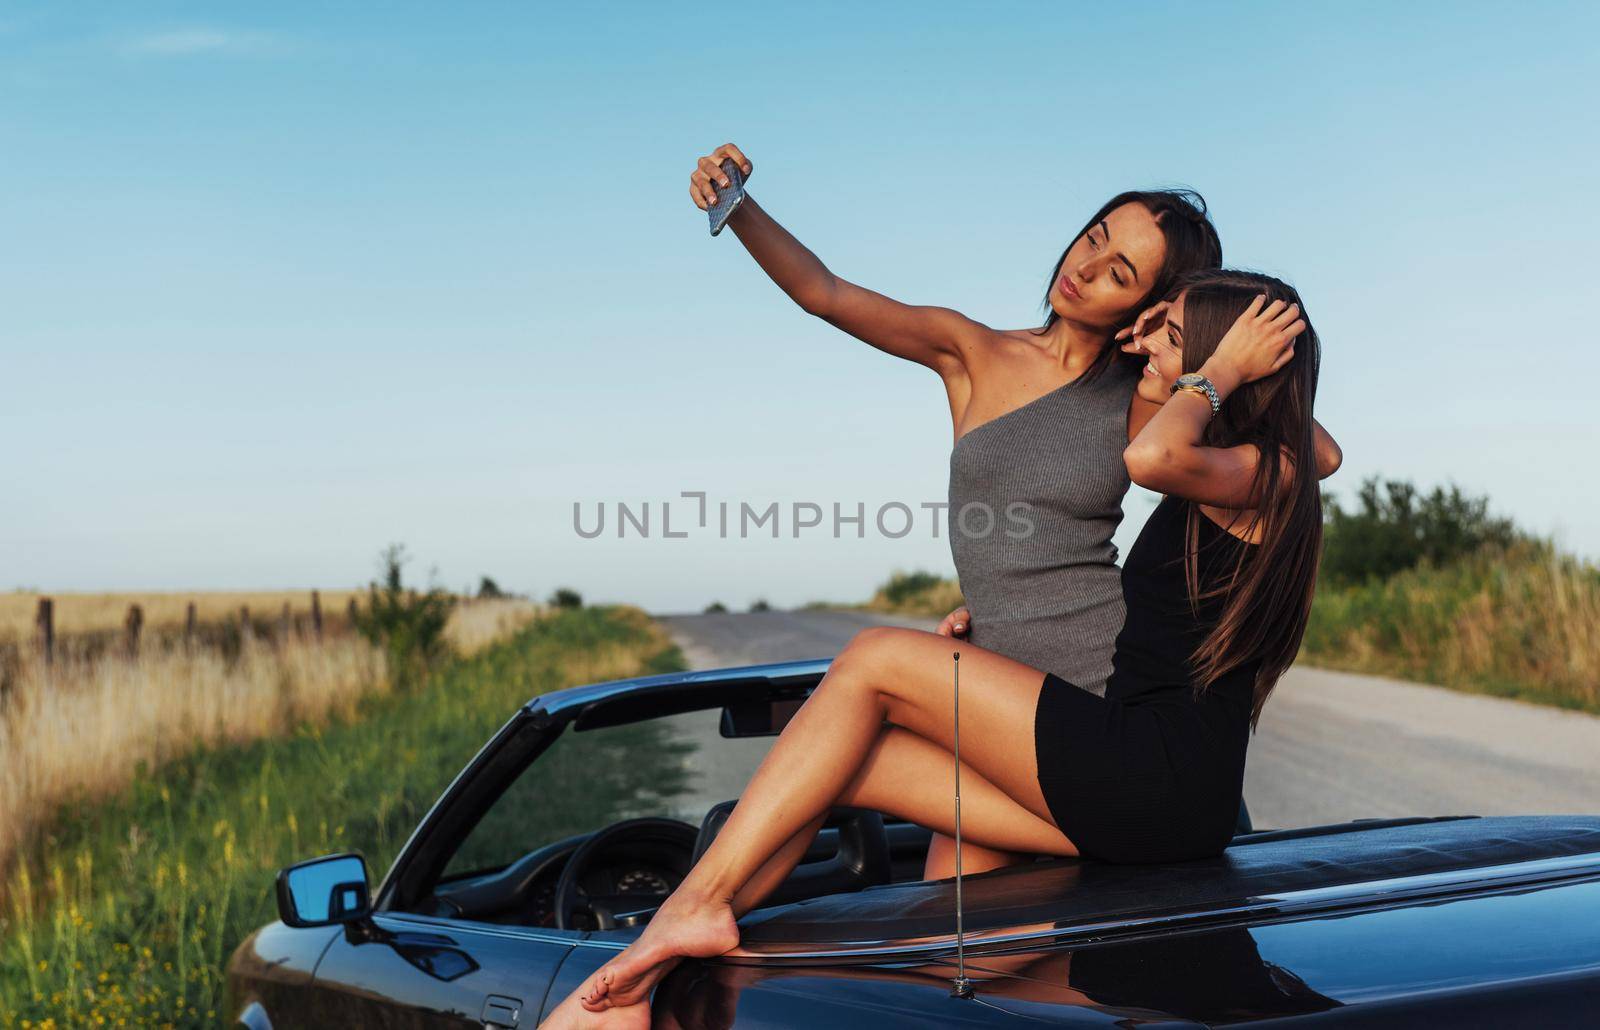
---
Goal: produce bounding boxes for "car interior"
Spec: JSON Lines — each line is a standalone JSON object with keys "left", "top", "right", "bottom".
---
{"left": 416, "top": 802, "right": 937, "bottom": 932}
{"left": 409, "top": 690, "right": 988, "bottom": 932}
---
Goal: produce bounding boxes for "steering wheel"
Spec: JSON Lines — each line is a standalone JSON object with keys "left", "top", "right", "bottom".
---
{"left": 552, "top": 817, "right": 700, "bottom": 931}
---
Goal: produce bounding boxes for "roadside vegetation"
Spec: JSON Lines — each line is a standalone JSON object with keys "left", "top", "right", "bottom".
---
{"left": 0, "top": 551, "right": 545, "bottom": 872}
{"left": 0, "top": 603, "right": 680, "bottom": 1028}
{"left": 0, "top": 590, "right": 367, "bottom": 644}
{"left": 855, "top": 478, "right": 1600, "bottom": 713}
{"left": 1302, "top": 479, "right": 1600, "bottom": 711}
{"left": 862, "top": 570, "right": 966, "bottom": 617}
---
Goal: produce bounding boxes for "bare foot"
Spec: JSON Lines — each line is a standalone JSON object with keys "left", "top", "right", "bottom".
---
{"left": 539, "top": 985, "right": 649, "bottom": 1028}
{"left": 577, "top": 889, "right": 741, "bottom": 1011}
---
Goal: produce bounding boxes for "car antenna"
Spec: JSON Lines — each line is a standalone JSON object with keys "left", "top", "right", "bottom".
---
{"left": 950, "top": 650, "right": 975, "bottom": 1000}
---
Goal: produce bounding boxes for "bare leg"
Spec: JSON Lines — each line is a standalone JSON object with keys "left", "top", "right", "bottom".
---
{"left": 922, "top": 830, "right": 1036, "bottom": 880}
{"left": 738, "top": 724, "right": 1054, "bottom": 918}
{"left": 742, "top": 766, "right": 1039, "bottom": 918}
{"left": 569, "top": 627, "right": 1076, "bottom": 1012}
{"left": 730, "top": 812, "right": 826, "bottom": 917}
{"left": 835, "top": 726, "right": 1073, "bottom": 851}
{"left": 547, "top": 721, "right": 1074, "bottom": 1025}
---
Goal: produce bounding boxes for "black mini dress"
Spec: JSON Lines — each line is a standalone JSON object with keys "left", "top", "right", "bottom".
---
{"left": 1033, "top": 494, "right": 1260, "bottom": 864}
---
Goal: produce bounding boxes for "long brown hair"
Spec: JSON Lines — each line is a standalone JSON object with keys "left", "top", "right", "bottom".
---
{"left": 1171, "top": 269, "right": 1323, "bottom": 729}
{"left": 1035, "top": 189, "right": 1223, "bottom": 383}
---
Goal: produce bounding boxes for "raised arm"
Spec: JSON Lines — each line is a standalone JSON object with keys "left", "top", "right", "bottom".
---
{"left": 1123, "top": 295, "right": 1308, "bottom": 508}
{"left": 691, "top": 144, "right": 985, "bottom": 382}
{"left": 1129, "top": 395, "right": 1341, "bottom": 479}
{"left": 1120, "top": 299, "right": 1341, "bottom": 479}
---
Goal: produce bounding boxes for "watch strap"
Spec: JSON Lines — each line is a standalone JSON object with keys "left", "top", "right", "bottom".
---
{"left": 1171, "top": 374, "right": 1221, "bottom": 416}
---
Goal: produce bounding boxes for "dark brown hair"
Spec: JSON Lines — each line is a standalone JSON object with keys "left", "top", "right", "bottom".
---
{"left": 1170, "top": 269, "right": 1323, "bottom": 729}
{"left": 1036, "top": 189, "right": 1223, "bottom": 382}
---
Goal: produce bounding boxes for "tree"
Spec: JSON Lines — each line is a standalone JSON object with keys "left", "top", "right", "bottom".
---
{"left": 703, "top": 601, "right": 728, "bottom": 613}
{"left": 549, "top": 588, "right": 583, "bottom": 610}
{"left": 1321, "top": 478, "right": 1524, "bottom": 587}
{"left": 477, "top": 576, "right": 506, "bottom": 600}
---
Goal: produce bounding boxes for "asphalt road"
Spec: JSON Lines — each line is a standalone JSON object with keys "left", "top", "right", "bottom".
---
{"left": 655, "top": 608, "right": 1600, "bottom": 831}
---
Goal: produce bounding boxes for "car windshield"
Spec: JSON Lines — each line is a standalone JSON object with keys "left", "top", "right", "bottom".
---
{"left": 442, "top": 706, "right": 778, "bottom": 880}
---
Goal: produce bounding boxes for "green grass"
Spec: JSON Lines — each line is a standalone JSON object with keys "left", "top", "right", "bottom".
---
{"left": 0, "top": 605, "right": 685, "bottom": 1029}
{"left": 1302, "top": 543, "right": 1600, "bottom": 713}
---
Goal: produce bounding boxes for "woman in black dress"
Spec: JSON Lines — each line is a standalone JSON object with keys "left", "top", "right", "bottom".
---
{"left": 553, "top": 268, "right": 1322, "bottom": 1023}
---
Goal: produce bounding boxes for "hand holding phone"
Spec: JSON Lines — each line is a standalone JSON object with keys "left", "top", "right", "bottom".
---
{"left": 707, "top": 158, "right": 746, "bottom": 236}
{"left": 691, "top": 145, "right": 753, "bottom": 235}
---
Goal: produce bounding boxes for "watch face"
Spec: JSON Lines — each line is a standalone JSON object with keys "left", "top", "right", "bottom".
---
{"left": 1175, "top": 373, "right": 1205, "bottom": 387}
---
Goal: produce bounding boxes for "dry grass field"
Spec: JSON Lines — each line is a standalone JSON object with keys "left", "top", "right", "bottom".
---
{"left": 0, "top": 590, "right": 365, "bottom": 642}
{"left": 0, "top": 592, "right": 544, "bottom": 870}
{"left": 443, "top": 597, "right": 546, "bottom": 655}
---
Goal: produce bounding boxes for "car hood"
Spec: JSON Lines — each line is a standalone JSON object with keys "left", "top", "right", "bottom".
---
{"left": 654, "top": 870, "right": 1600, "bottom": 1026}
{"left": 649, "top": 820, "right": 1600, "bottom": 1026}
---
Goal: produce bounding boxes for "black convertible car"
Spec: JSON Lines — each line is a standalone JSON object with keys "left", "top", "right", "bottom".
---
{"left": 227, "top": 659, "right": 1600, "bottom": 1027}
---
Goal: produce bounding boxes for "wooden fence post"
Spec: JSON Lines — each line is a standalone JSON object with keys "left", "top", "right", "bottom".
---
{"left": 278, "top": 602, "right": 292, "bottom": 644}
{"left": 125, "top": 604, "right": 144, "bottom": 659}
{"left": 35, "top": 597, "right": 54, "bottom": 665}
{"left": 311, "top": 590, "right": 324, "bottom": 640}
{"left": 185, "top": 602, "right": 198, "bottom": 651}
{"left": 347, "top": 597, "right": 358, "bottom": 630}
{"left": 240, "top": 605, "right": 253, "bottom": 645}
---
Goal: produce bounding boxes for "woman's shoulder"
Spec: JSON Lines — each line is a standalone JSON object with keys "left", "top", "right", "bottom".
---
{"left": 976, "top": 328, "right": 1134, "bottom": 387}
{"left": 968, "top": 325, "right": 1054, "bottom": 371}
{"left": 951, "top": 329, "right": 1066, "bottom": 404}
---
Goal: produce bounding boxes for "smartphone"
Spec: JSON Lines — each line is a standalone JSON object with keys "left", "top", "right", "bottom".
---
{"left": 707, "top": 158, "right": 747, "bottom": 236}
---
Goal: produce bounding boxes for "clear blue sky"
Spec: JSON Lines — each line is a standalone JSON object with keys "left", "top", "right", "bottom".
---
{"left": 4, "top": 2, "right": 1596, "bottom": 612}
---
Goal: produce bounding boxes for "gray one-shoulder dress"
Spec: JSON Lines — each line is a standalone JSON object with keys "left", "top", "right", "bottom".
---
{"left": 946, "top": 358, "right": 1140, "bottom": 696}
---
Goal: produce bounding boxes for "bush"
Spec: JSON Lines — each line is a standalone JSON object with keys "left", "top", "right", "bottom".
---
{"left": 477, "top": 576, "right": 506, "bottom": 600}
{"left": 1304, "top": 540, "right": 1598, "bottom": 711}
{"left": 352, "top": 544, "right": 456, "bottom": 685}
{"left": 879, "top": 570, "right": 947, "bottom": 607}
{"left": 549, "top": 588, "right": 583, "bottom": 610}
{"left": 1321, "top": 478, "right": 1523, "bottom": 588}
{"left": 866, "top": 570, "right": 965, "bottom": 617}
{"left": 750, "top": 599, "right": 771, "bottom": 612}
{"left": 703, "top": 601, "right": 728, "bottom": 614}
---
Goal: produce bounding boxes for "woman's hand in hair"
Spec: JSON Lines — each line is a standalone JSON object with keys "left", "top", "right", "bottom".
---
{"left": 1203, "top": 295, "right": 1305, "bottom": 392}
{"left": 1117, "top": 301, "right": 1174, "bottom": 442}
{"left": 935, "top": 606, "right": 972, "bottom": 640}
{"left": 690, "top": 143, "right": 753, "bottom": 210}
{"left": 1114, "top": 301, "right": 1171, "bottom": 355}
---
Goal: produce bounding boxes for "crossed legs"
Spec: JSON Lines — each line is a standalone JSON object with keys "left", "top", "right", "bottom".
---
{"left": 547, "top": 626, "right": 1079, "bottom": 1021}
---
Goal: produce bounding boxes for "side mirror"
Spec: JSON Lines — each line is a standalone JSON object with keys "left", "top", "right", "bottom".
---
{"left": 276, "top": 853, "right": 371, "bottom": 928}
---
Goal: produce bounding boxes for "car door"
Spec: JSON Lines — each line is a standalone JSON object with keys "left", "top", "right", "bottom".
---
{"left": 304, "top": 914, "right": 579, "bottom": 1028}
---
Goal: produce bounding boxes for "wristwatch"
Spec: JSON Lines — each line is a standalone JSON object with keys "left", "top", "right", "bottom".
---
{"left": 1171, "top": 373, "right": 1221, "bottom": 416}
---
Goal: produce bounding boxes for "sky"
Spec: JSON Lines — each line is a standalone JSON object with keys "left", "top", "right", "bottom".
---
{"left": 4, "top": 2, "right": 1597, "bottom": 613}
